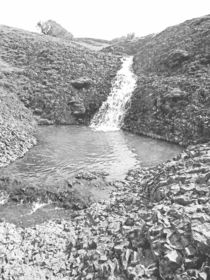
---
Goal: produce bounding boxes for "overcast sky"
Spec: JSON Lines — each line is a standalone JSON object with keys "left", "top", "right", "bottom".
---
{"left": 0, "top": 0, "right": 210, "bottom": 39}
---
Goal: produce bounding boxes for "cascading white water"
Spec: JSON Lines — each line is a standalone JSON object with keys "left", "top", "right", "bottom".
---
{"left": 90, "top": 56, "right": 137, "bottom": 131}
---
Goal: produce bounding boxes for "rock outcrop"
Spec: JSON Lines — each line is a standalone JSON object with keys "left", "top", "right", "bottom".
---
{"left": 114, "top": 15, "right": 210, "bottom": 145}
{"left": 0, "top": 25, "right": 121, "bottom": 126}
{"left": 37, "top": 20, "right": 74, "bottom": 39}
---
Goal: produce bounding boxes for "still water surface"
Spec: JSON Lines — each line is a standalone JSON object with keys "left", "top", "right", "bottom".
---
{"left": 3, "top": 126, "right": 182, "bottom": 181}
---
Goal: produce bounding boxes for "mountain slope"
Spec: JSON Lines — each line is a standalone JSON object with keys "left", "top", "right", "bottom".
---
{"left": 0, "top": 25, "right": 121, "bottom": 125}
{"left": 0, "top": 25, "right": 121, "bottom": 166}
{"left": 121, "top": 15, "right": 210, "bottom": 145}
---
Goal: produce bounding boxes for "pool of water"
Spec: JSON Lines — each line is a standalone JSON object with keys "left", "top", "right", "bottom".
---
{"left": 2, "top": 125, "right": 182, "bottom": 181}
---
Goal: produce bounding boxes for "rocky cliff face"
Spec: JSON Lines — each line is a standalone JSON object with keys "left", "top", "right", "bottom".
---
{"left": 121, "top": 15, "right": 210, "bottom": 146}
{"left": 0, "top": 25, "right": 121, "bottom": 125}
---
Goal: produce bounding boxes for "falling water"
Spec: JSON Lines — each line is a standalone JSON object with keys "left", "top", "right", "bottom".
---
{"left": 90, "top": 56, "right": 137, "bottom": 131}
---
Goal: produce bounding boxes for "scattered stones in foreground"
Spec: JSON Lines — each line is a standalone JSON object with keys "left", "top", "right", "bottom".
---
{"left": 0, "top": 142, "right": 210, "bottom": 279}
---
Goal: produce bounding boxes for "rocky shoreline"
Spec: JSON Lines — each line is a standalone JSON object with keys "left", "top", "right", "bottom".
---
{"left": 0, "top": 142, "right": 209, "bottom": 279}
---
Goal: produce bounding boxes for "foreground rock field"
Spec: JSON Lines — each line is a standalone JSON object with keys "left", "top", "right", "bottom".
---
{"left": 0, "top": 142, "right": 209, "bottom": 280}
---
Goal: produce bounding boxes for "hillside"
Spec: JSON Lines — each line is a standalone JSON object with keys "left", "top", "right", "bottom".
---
{"left": 0, "top": 25, "right": 120, "bottom": 126}
{"left": 122, "top": 15, "right": 210, "bottom": 146}
{"left": 0, "top": 25, "right": 120, "bottom": 166}
{"left": 75, "top": 37, "right": 110, "bottom": 51}
{"left": 0, "top": 58, "right": 36, "bottom": 167}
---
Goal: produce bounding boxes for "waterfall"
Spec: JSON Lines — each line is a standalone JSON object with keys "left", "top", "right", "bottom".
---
{"left": 90, "top": 56, "right": 137, "bottom": 131}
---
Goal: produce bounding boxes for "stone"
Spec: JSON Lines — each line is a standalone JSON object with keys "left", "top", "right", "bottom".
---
{"left": 165, "top": 88, "right": 188, "bottom": 102}
{"left": 37, "top": 20, "right": 74, "bottom": 39}
{"left": 160, "top": 250, "right": 182, "bottom": 275}
{"left": 166, "top": 49, "right": 190, "bottom": 68}
{"left": 71, "top": 77, "right": 93, "bottom": 89}
{"left": 173, "top": 195, "right": 193, "bottom": 206}
{"left": 37, "top": 118, "right": 54, "bottom": 125}
{"left": 124, "top": 217, "right": 135, "bottom": 227}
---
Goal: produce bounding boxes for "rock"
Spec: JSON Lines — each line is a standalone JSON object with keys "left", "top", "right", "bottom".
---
{"left": 191, "top": 222, "right": 210, "bottom": 251}
{"left": 198, "top": 272, "right": 207, "bottom": 280}
{"left": 69, "top": 97, "right": 86, "bottom": 115}
{"left": 37, "top": 20, "right": 74, "bottom": 39}
{"left": 124, "top": 217, "right": 135, "bottom": 226}
{"left": 166, "top": 49, "right": 190, "bottom": 68}
{"left": 173, "top": 195, "right": 193, "bottom": 206}
{"left": 71, "top": 77, "right": 93, "bottom": 89}
{"left": 165, "top": 88, "right": 188, "bottom": 102}
{"left": 159, "top": 250, "right": 182, "bottom": 277}
{"left": 37, "top": 118, "right": 54, "bottom": 125}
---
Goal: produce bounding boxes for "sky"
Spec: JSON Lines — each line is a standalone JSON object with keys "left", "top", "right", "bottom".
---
{"left": 0, "top": 0, "right": 210, "bottom": 40}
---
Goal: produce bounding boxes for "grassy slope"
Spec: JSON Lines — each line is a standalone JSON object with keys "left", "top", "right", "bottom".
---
{"left": 0, "top": 25, "right": 120, "bottom": 125}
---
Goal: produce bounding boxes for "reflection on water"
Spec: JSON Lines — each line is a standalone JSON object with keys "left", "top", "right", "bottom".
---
{"left": 2, "top": 126, "right": 182, "bottom": 180}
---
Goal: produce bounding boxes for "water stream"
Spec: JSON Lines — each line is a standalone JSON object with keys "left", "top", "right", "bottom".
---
{"left": 90, "top": 56, "right": 137, "bottom": 131}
